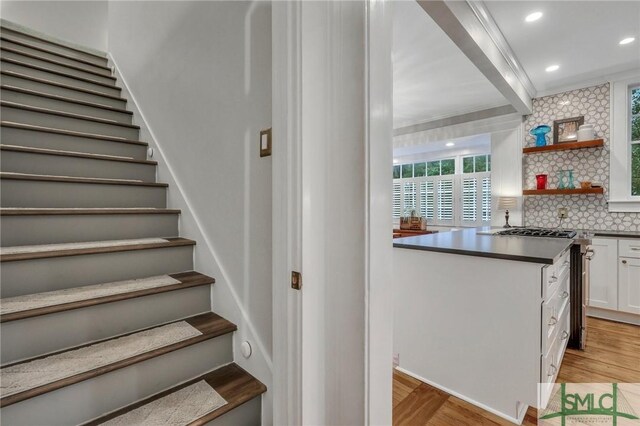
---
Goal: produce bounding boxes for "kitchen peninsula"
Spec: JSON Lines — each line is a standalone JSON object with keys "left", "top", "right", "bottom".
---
{"left": 393, "top": 228, "right": 574, "bottom": 424}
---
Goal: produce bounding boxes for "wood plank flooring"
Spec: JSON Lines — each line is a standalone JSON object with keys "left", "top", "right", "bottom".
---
{"left": 393, "top": 317, "right": 640, "bottom": 425}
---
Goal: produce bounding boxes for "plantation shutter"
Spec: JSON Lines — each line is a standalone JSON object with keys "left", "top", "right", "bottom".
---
{"left": 393, "top": 182, "right": 402, "bottom": 218}
{"left": 482, "top": 177, "right": 491, "bottom": 222}
{"left": 420, "top": 181, "right": 434, "bottom": 219}
{"left": 403, "top": 182, "right": 417, "bottom": 215}
{"left": 461, "top": 178, "right": 477, "bottom": 222}
{"left": 437, "top": 180, "right": 454, "bottom": 221}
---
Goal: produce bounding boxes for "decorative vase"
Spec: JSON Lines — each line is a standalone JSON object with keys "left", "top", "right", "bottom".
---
{"left": 530, "top": 125, "right": 551, "bottom": 147}
{"left": 536, "top": 174, "right": 548, "bottom": 190}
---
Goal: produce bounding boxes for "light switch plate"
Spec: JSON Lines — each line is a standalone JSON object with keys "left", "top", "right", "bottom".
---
{"left": 260, "top": 128, "right": 272, "bottom": 157}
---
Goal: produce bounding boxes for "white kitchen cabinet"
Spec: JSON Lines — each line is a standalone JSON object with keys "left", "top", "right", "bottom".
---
{"left": 618, "top": 257, "right": 640, "bottom": 314}
{"left": 588, "top": 238, "right": 618, "bottom": 310}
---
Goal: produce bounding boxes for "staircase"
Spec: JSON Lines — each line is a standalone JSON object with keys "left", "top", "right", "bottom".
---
{"left": 0, "top": 23, "right": 266, "bottom": 425}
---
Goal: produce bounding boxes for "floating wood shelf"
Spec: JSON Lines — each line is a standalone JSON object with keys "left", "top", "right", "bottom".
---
{"left": 523, "top": 188, "right": 604, "bottom": 196}
{"left": 523, "top": 139, "right": 604, "bottom": 154}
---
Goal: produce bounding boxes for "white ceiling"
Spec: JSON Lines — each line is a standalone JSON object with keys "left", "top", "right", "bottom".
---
{"left": 392, "top": 1, "right": 508, "bottom": 129}
{"left": 393, "top": 133, "right": 491, "bottom": 160}
{"left": 484, "top": 1, "right": 640, "bottom": 94}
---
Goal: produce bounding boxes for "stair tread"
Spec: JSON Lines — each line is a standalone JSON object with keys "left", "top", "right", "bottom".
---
{"left": 1, "top": 57, "right": 120, "bottom": 90}
{"left": 0, "top": 144, "right": 155, "bottom": 164}
{"left": 0, "top": 171, "right": 165, "bottom": 186}
{"left": 0, "top": 32, "right": 108, "bottom": 63}
{"left": 0, "top": 36, "right": 110, "bottom": 71}
{"left": 0, "top": 237, "right": 194, "bottom": 262}
{"left": 83, "top": 363, "right": 266, "bottom": 426}
{"left": 1, "top": 101, "right": 140, "bottom": 129}
{"left": 0, "top": 207, "right": 180, "bottom": 216}
{"left": 1, "top": 46, "right": 115, "bottom": 80}
{"left": 0, "top": 312, "right": 237, "bottom": 408}
{"left": 0, "top": 271, "right": 214, "bottom": 323}
{"left": 0, "top": 85, "right": 132, "bottom": 114}
{"left": 1, "top": 121, "right": 147, "bottom": 146}
{"left": 1, "top": 70, "right": 126, "bottom": 102}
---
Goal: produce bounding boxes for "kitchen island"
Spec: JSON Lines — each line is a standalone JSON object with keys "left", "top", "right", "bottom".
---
{"left": 393, "top": 228, "right": 573, "bottom": 424}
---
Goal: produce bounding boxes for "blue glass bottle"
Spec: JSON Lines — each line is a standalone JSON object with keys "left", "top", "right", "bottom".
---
{"left": 530, "top": 125, "right": 551, "bottom": 147}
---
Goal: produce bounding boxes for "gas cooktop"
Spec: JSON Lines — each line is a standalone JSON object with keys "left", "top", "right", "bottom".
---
{"left": 495, "top": 228, "right": 577, "bottom": 239}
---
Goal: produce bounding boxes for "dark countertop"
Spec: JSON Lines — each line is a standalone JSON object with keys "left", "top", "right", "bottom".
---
{"left": 393, "top": 227, "right": 573, "bottom": 264}
{"left": 578, "top": 229, "right": 640, "bottom": 239}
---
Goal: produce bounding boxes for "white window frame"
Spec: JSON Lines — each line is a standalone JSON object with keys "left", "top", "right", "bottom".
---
{"left": 609, "top": 74, "right": 640, "bottom": 212}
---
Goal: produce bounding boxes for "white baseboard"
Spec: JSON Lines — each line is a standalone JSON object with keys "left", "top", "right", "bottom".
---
{"left": 108, "top": 54, "right": 272, "bottom": 423}
{"left": 587, "top": 307, "right": 640, "bottom": 325}
{"left": 395, "top": 366, "right": 527, "bottom": 425}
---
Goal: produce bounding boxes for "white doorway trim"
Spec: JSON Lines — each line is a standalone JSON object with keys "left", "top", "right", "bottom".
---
{"left": 271, "top": 1, "right": 393, "bottom": 424}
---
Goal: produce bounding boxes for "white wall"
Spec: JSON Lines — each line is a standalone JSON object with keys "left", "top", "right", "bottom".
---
{"left": 0, "top": 0, "right": 108, "bottom": 52}
{"left": 107, "top": 0, "right": 273, "bottom": 421}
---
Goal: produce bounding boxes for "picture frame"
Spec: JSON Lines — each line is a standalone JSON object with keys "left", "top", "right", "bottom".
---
{"left": 553, "top": 116, "right": 584, "bottom": 144}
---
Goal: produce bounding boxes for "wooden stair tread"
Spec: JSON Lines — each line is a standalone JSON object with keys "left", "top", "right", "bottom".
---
{"left": 0, "top": 208, "right": 180, "bottom": 216}
{"left": 0, "top": 85, "right": 132, "bottom": 114}
{"left": 1, "top": 101, "right": 140, "bottom": 129}
{"left": 0, "top": 271, "right": 214, "bottom": 323}
{"left": 0, "top": 172, "right": 166, "bottom": 187}
{"left": 0, "top": 237, "right": 194, "bottom": 262}
{"left": 0, "top": 70, "right": 126, "bottom": 102}
{"left": 0, "top": 312, "right": 237, "bottom": 408}
{"left": 0, "top": 122, "right": 147, "bottom": 146}
{"left": 1, "top": 46, "right": 115, "bottom": 80}
{"left": 0, "top": 32, "right": 108, "bottom": 63}
{"left": 0, "top": 36, "right": 110, "bottom": 71}
{"left": 0, "top": 144, "right": 155, "bottom": 164}
{"left": 83, "top": 363, "right": 266, "bottom": 426}
{"left": 1, "top": 57, "right": 120, "bottom": 90}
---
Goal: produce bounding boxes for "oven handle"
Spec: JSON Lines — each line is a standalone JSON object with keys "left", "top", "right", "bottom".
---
{"left": 585, "top": 248, "right": 595, "bottom": 260}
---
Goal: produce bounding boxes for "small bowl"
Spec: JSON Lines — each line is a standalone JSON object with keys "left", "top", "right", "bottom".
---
{"left": 580, "top": 181, "right": 592, "bottom": 189}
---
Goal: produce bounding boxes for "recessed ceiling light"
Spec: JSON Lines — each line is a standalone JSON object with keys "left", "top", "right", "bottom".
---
{"left": 620, "top": 37, "right": 636, "bottom": 45}
{"left": 446, "top": 142, "right": 455, "bottom": 147}
{"left": 525, "top": 12, "right": 543, "bottom": 22}
{"left": 393, "top": 159, "right": 399, "bottom": 164}
{"left": 546, "top": 64, "right": 560, "bottom": 72}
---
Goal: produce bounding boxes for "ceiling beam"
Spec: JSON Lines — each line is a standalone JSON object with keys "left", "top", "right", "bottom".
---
{"left": 417, "top": 0, "right": 534, "bottom": 115}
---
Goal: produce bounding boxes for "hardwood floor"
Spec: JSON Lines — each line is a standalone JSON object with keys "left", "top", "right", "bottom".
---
{"left": 393, "top": 317, "right": 640, "bottom": 425}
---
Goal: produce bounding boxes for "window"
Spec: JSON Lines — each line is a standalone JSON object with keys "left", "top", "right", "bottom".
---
{"left": 610, "top": 77, "right": 640, "bottom": 212}
{"left": 392, "top": 155, "right": 492, "bottom": 226}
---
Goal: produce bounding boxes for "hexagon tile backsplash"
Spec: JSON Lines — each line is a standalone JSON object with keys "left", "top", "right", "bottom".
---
{"left": 523, "top": 83, "right": 640, "bottom": 232}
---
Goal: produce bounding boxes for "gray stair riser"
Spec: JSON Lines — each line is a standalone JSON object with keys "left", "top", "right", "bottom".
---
{"left": 205, "top": 397, "right": 262, "bottom": 426}
{"left": 1, "top": 213, "right": 178, "bottom": 246}
{"left": 0, "top": 89, "right": 132, "bottom": 123}
{"left": 0, "top": 126, "right": 146, "bottom": 159}
{"left": 1, "top": 285, "right": 211, "bottom": 364}
{"left": 1, "top": 106, "right": 139, "bottom": 139}
{"left": 1, "top": 50, "right": 115, "bottom": 85}
{"left": 1, "top": 73, "right": 126, "bottom": 109}
{"left": 1, "top": 60, "right": 120, "bottom": 96}
{"left": 0, "top": 39, "right": 111, "bottom": 76}
{"left": 0, "top": 29, "right": 109, "bottom": 67}
{"left": 0, "top": 336, "right": 233, "bottom": 426}
{"left": 1, "top": 150, "right": 155, "bottom": 182}
{"left": 1, "top": 245, "right": 193, "bottom": 298}
{"left": 1, "top": 178, "right": 166, "bottom": 208}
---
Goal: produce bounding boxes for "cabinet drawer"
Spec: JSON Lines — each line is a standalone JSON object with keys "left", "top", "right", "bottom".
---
{"left": 542, "top": 250, "right": 570, "bottom": 300}
{"left": 542, "top": 283, "right": 570, "bottom": 355}
{"left": 619, "top": 239, "right": 640, "bottom": 259}
{"left": 541, "top": 306, "right": 570, "bottom": 384}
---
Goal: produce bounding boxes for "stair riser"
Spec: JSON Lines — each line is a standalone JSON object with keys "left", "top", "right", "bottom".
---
{"left": 0, "top": 39, "right": 111, "bottom": 76}
{"left": 1, "top": 245, "right": 193, "bottom": 298}
{"left": 1, "top": 60, "right": 120, "bottom": 97}
{"left": 0, "top": 29, "right": 109, "bottom": 67}
{"left": 0, "top": 336, "right": 233, "bottom": 426}
{"left": 1, "top": 50, "right": 115, "bottom": 85}
{"left": 1, "top": 285, "right": 211, "bottom": 364}
{"left": 1, "top": 105, "right": 139, "bottom": 139}
{"left": 0, "top": 125, "right": 147, "bottom": 159}
{"left": 0, "top": 88, "right": 132, "bottom": 123}
{"left": 1, "top": 179, "right": 166, "bottom": 208}
{"left": 1, "top": 213, "right": 178, "bottom": 246}
{"left": 1, "top": 150, "right": 155, "bottom": 182}
{"left": 205, "top": 396, "right": 262, "bottom": 426}
{"left": 1, "top": 73, "right": 126, "bottom": 108}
